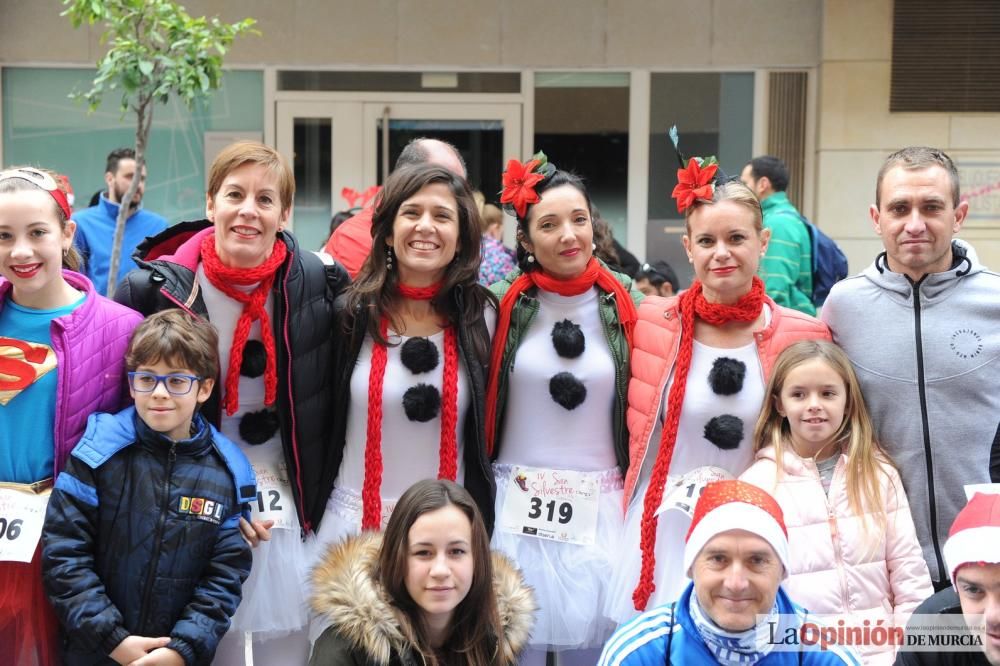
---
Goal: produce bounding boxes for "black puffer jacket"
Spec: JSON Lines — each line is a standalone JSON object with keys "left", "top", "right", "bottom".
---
{"left": 327, "top": 286, "right": 496, "bottom": 532}
{"left": 115, "top": 220, "right": 350, "bottom": 534}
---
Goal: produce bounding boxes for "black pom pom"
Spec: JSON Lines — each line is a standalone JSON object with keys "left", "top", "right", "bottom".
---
{"left": 549, "top": 372, "right": 587, "bottom": 410}
{"left": 400, "top": 337, "right": 440, "bottom": 375}
{"left": 708, "top": 357, "right": 746, "bottom": 395}
{"left": 402, "top": 384, "right": 441, "bottom": 422}
{"left": 551, "top": 319, "right": 585, "bottom": 359}
{"left": 239, "top": 409, "right": 280, "bottom": 445}
{"left": 703, "top": 415, "right": 744, "bottom": 450}
{"left": 240, "top": 340, "right": 267, "bottom": 378}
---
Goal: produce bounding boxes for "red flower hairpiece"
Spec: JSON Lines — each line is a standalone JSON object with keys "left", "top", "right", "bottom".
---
{"left": 671, "top": 157, "right": 719, "bottom": 213}
{"left": 501, "top": 153, "right": 551, "bottom": 219}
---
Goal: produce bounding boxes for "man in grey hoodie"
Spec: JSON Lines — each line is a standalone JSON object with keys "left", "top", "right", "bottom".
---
{"left": 821, "top": 146, "right": 1000, "bottom": 590}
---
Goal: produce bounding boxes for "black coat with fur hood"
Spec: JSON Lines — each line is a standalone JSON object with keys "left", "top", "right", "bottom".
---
{"left": 309, "top": 532, "right": 535, "bottom": 666}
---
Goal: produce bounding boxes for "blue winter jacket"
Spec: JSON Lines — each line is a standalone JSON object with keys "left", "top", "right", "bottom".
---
{"left": 599, "top": 583, "right": 861, "bottom": 665}
{"left": 42, "top": 407, "right": 256, "bottom": 666}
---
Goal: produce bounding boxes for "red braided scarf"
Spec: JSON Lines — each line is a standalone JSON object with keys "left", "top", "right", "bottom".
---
{"left": 632, "top": 275, "right": 766, "bottom": 611}
{"left": 200, "top": 234, "right": 288, "bottom": 416}
{"left": 484, "top": 257, "right": 638, "bottom": 456}
{"left": 362, "top": 282, "right": 459, "bottom": 529}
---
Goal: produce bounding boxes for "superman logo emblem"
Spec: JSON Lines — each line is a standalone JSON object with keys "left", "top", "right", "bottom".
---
{"left": 0, "top": 337, "right": 57, "bottom": 406}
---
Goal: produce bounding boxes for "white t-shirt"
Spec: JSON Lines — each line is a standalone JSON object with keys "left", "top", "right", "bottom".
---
{"left": 339, "top": 328, "right": 469, "bottom": 499}
{"left": 496, "top": 288, "right": 617, "bottom": 471}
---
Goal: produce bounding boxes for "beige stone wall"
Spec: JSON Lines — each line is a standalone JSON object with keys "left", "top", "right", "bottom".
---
{"left": 816, "top": 0, "right": 1000, "bottom": 272}
{"left": 0, "top": 0, "right": 822, "bottom": 67}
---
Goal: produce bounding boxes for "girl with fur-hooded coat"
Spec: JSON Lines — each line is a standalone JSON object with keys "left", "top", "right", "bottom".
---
{"left": 309, "top": 531, "right": 535, "bottom": 665}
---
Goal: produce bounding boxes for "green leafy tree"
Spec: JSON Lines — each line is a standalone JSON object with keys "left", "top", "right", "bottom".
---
{"left": 63, "top": 0, "right": 256, "bottom": 295}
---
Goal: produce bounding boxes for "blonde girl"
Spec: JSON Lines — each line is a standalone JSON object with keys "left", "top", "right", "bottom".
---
{"left": 740, "top": 340, "right": 933, "bottom": 665}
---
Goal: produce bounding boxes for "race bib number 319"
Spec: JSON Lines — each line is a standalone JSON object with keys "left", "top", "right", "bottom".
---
{"left": 499, "top": 467, "right": 600, "bottom": 546}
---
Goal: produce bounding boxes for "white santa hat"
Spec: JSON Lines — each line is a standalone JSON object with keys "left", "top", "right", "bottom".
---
{"left": 683, "top": 480, "right": 790, "bottom": 579}
{"left": 943, "top": 489, "right": 1000, "bottom": 585}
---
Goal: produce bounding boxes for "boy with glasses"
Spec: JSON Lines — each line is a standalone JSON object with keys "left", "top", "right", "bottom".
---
{"left": 41, "top": 310, "right": 256, "bottom": 665}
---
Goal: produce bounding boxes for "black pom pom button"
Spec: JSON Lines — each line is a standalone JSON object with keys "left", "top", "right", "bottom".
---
{"left": 402, "top": 384, "right": 441, "bottom": 422}
{"left": 703, "top": 415, "right": 744, "bottom": 450}
{"left": 400, "top": 337, "right": 440, "bottom": 375}
{"left": 240, "top": 340, "right": 267, "bottom": 378}
{"left": 551, "top": 319, "right": 585, "bottom": 359}
{"left": 239, "top": 408, "right": 280, "bottom": 445}
{"left": 549, "top": 372, "right": 587, "bottom": 410}
{"left": 707, "top": 357, "right": 746, "bottom": 396}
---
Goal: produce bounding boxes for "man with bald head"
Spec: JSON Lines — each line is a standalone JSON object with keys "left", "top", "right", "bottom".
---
{"left": 322, "top": 137, "right": 467, "bottom": 277}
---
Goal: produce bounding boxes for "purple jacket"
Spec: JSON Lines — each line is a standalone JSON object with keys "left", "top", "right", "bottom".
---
{"left": 0, "top": 271, "right": 142, "bottom": 475}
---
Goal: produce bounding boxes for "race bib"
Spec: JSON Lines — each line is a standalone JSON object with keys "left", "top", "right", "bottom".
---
{"left": 243, "top": 446, "right": 297, "bottom": 531}
{"left": 655, "top": 466, "right": 732, "bottom": 519}
{"left": 500, "top": 467, "right": 600, "bottom": 546}
{"left": 0, "top": 484, "right": 51, "bottom": 563}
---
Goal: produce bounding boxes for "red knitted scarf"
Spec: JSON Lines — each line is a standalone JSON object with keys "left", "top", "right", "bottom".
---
{"left": 484, "top": 257, "right": 638, "bottom": 456}
{"left": 200, "top": 234, "right": 288, "bottom": 416}
{"left": 632, "top": 276, "right": 766, "bottom": 611}
{"left": 362, "top": 281, "right": 459, "bottom": 529}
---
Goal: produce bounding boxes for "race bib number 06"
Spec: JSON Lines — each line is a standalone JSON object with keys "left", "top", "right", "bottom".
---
{"left": 500, "top": 467, "right": 600, "bottom": 546}
{"left": 0, "top": 485, "right": 50, "bottom": 563}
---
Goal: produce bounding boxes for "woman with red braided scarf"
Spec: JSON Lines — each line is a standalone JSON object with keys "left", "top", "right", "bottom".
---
{"left": 310, "top": 163, "right": 497, "bottom": 644}
{"left": 485, "top": 154, "right": 642, "bottom": 666}
{"left": 115, "top": 141, "right": 350, "bottom": 665}
{"left": 605, "top": 170, "right": 831, "bottom": 627}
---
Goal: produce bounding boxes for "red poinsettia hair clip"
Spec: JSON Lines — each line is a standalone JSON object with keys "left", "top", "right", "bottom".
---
{"left": 666, "top": 124, "right": 723, "bottom": 213}
{"left": 671, "top": 157, "right": 719, "bottom": 213}
{"left": 500, "top": 151, "right": 556, "bottom": 219}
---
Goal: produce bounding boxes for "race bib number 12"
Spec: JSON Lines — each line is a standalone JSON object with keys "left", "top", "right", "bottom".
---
{"left": 0, "top": 485, "right": 50, "bottom": 563}
{"left": 248, "top": 460, "right": 297, "bottom": 531}
{"left": 500, "top": 467, "right": 601, "bottom": 546}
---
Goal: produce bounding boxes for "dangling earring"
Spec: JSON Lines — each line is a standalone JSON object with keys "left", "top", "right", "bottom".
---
{"left": 592, "top": 242, "right": 597, "bottom": 251}
{"left": 386, "top": 246, "right": 394, "bottom": 270}
{"left": 527, "top": 253, "right": 535, "bottom": 264}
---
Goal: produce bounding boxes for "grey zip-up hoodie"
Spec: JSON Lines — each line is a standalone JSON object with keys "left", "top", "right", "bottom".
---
{"left": 821, "top": 241, "right": 1000, "bottom": 584}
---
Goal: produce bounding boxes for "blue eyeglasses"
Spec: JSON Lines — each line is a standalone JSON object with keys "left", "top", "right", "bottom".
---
{"left": 128, "top": 372, "right": 202, "bottom": 396}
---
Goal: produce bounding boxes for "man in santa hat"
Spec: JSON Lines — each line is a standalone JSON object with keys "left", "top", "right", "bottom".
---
{"left": 599, "top": 480, "right": 859, "bottom": 665}
{"left": 896, "top": 489, "right": 1000, "bottom": 666}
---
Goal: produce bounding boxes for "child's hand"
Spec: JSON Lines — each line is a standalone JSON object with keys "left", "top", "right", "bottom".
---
{"left": 109, "top": 635, "right": 170, "bottom": 664}
{"left": 239, "top": 517, "right": 275, "bottom": 547}
{"left": 128, "top": 647, "right": 184, "bottom": 665}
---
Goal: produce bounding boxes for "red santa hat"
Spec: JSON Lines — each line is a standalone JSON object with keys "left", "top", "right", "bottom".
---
{"left": 683, "top": 480, "right": 790, "bottom": 578}
{"left": 943, "top": 490, "right": 1000, "bottom": 585}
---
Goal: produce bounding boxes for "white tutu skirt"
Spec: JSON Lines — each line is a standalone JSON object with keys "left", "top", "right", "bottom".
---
{"left": 308, "top": 487, "right": 397, "bottom": 643}
{"left": 230, "top": 521, "right": 315, "bottom": 638}
{"left": 605, "top": 475, "right": 693, "bottom": 625}
{"left": 491, "top": 464, "right": 623, "bottom": 651}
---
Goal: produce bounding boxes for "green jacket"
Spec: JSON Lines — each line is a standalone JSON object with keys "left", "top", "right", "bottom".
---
{"left": 488, "top": 265, "right": 643, "bottom": 471}
{"left": 759, "top": 191, "right": 815, "bottom": 316}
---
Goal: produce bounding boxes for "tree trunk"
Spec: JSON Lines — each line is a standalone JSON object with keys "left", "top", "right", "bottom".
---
{"left": 106, "top": 99, "right": 153, "bottom": 297}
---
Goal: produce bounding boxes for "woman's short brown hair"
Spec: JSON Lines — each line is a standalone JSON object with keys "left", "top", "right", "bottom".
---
{"left": 206, "top": 141, "right": 295, "bottom": 214}
{"left": 126, "top": 310, "right": 220, "bottom": 380}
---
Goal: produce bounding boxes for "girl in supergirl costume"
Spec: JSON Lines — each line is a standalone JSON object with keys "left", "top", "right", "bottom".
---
{"left": 485, "top": 154, "right": 642, "bottom": 665}
{"left": 0, "top": 166, "right": 140, "bottom": 665}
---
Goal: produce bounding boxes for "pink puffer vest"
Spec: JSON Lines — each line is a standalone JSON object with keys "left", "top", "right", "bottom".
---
{"left": 623, "top": 293, "right": 830, "bottom": 506}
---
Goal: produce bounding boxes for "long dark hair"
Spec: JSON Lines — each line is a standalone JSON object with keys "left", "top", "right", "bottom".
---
{"left": 512, "top": 170, "right": 609, "bottom": 272}
{"left": 378, "top": 480, "right": 501, "bottom": 666}
{"left": 345, "top": 164, "right": 496, "bottom": 348}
